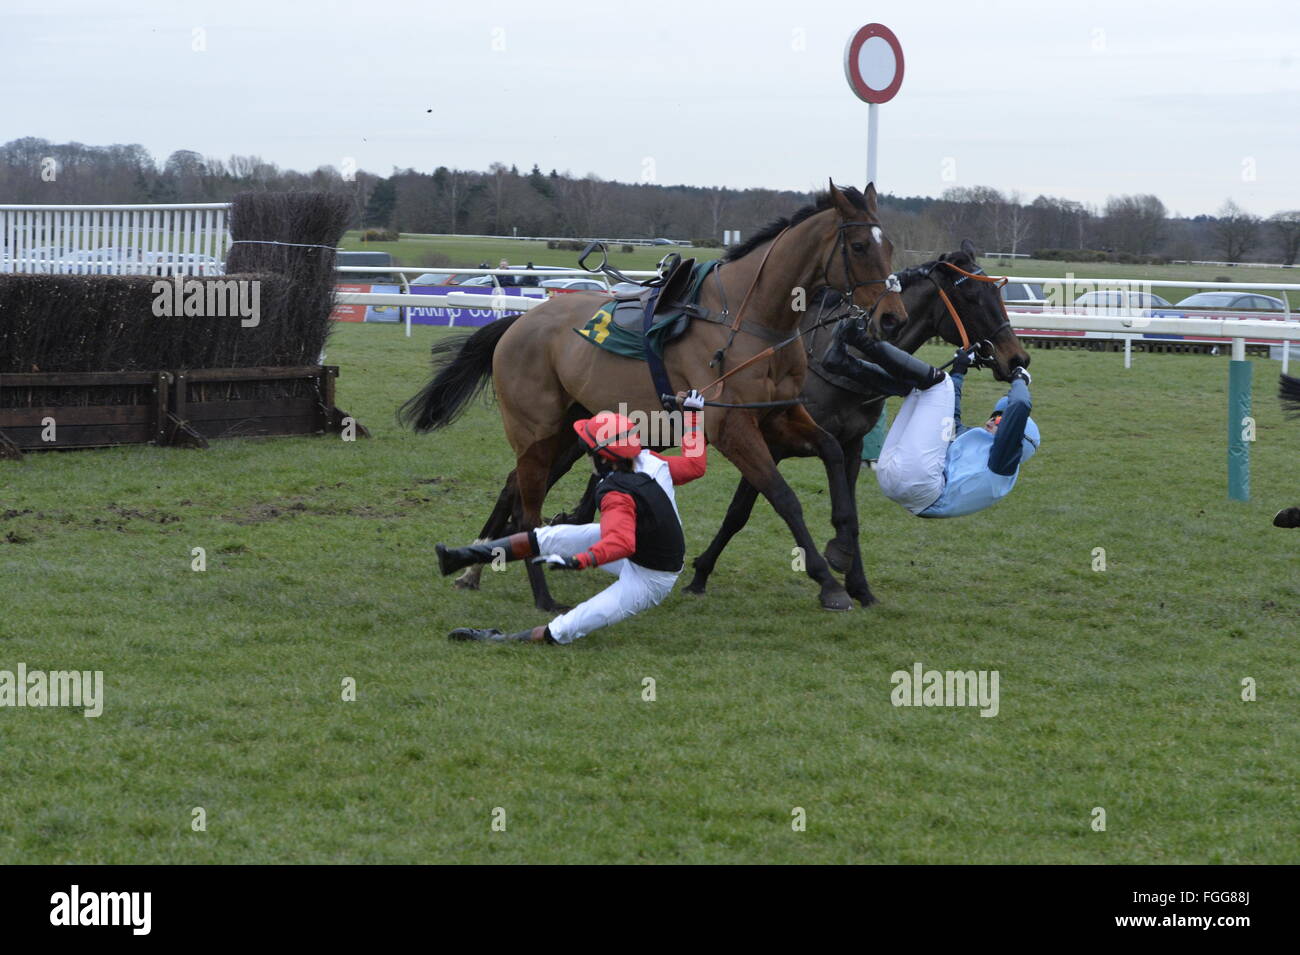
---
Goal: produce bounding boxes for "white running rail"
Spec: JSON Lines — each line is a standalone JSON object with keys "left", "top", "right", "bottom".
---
{"left": 0, "top": 202, "right": 232, "bottom": 276}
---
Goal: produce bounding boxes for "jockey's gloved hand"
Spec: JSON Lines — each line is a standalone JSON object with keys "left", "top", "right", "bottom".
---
{"left": 1011, "top": 366, "right": 1032, "bottom": 386}
{"left": 533, "top": 554, "right": 581, "bottom": 570}
{"left": 682, "top": 390, "right": 705, "bottom": 411}
{"left": 951, "top": 347, "right": 976, "bottom": 375}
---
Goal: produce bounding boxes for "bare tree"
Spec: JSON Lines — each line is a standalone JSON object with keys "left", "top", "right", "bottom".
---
{"left": 1004, "top": 191, "right": 1032, "bottom": 256}
{"left": 1102, "top": 194, "right": 1166, "bottom": 254}
{"left": 1268, "top": 211, "right": 1300, "bottom": 266}
{"left": 1212, "top": 200, "right": 1261, "bottom": 263}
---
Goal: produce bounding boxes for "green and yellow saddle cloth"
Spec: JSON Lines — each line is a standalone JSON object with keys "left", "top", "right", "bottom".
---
{"left": 574, "top": 260, "right": 721, "bottom": 360}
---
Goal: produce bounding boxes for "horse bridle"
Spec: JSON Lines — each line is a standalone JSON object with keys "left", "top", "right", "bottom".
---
{"left": 826, "top": 219, "right": 903, "bottom": 325}
{"left": 924, "top": 260, "right": 1014, "bottom": 356}
{"left": 686, "top": 219, "right": 902, "bottom": 404}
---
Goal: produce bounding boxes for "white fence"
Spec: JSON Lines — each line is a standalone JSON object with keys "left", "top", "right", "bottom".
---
{"left": 0, "top": 202, "right": 232, "bottom": 276}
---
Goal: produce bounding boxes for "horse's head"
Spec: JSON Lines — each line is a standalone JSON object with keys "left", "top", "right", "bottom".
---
{"left": 820, "top": 181, "right": 907, "bottom": 339}
{"left": 901, "top": 240, "right": 1031, "bottom": 382}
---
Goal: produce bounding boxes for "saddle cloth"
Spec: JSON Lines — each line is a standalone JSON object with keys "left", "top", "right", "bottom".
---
{"left": 574, "top": 259, "right": 720, "bottom": 361}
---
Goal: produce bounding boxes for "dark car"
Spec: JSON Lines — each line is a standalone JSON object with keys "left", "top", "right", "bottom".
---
{"left": 1171, "top": 292, "right": 1287, "bottom": 314}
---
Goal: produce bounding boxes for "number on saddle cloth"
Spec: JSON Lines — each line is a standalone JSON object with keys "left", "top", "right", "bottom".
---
{"left": 573, "top": 259, "right": 714, "bottom": 362}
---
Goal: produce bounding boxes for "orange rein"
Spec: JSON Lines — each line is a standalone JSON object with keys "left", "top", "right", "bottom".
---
{"left": 931, "top": 260, "right": 1009, "bottom": 350}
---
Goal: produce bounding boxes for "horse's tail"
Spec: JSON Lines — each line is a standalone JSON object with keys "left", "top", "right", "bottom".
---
{"left": 1281, "top": 373, "right": 1300, "bottom": 420}
{"left": 398, "top": 314, "right": 523, "bottom": 433}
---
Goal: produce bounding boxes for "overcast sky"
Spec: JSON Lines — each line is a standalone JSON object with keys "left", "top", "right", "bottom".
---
{"left": 4, "top": 0, "right": 1297, "bottom": 217}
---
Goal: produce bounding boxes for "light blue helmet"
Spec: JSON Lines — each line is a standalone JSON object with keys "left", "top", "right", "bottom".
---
{"left": 992, "top": 396, "right": 1040, "bottom": 464}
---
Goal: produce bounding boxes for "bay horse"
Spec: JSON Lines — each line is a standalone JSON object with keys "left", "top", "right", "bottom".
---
{"left": 401, "top": 183, "right": 907, "bottom": 611}
{"left": 685, "top": 239, "right": 1031, "bottom": 595}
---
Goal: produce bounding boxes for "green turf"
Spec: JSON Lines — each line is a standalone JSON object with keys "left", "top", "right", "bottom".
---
{"left": 1, "top": 325, "right": 1295, "bottom": 863}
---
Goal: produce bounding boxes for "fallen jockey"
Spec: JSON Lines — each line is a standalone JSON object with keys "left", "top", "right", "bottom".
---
{"left": 435, "top": 391, "right": 709, "bottom": 644}
{"left": 821, "top": 317, "right": 1040, "bottom": 518}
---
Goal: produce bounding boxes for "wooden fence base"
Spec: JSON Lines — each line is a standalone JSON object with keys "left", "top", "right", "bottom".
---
{"left": 0, "top": 365, "right": 364, "bottom": 457}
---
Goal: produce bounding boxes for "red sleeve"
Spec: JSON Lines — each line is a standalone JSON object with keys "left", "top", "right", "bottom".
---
{"left": 650, "top": 410, "right": 708, "bottom": 485}
{"left": 575, "top": 490, "right": 637, "bottom": 568}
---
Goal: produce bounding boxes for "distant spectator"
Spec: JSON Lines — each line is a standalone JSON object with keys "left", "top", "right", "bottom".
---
{"left": 497, "top": 258, "right": 515, "bottom": 287}
{"left": 521, "top": 260, "right": 540, "bottom": 287}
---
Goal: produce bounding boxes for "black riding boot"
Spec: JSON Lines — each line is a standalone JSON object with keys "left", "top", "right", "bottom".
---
{"left": 856, "top": 339, "right": 947, "bottom": 391}
{"left": 436, "top": 530, "right": 538, "bottom": 577}
{"left": 822, "top": 319, "right": 929, "bottom": 397}
{"left": 448, "top": 625, "right": 555, "bottom": 644}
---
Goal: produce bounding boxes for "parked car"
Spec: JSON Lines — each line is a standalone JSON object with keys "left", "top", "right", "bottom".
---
{"left": 336, "top": 250, "right": 394, "bottom": 281}
{"left": 410, "top": 271, "right": 464, "bottom": 286}
{"left": 1169, "top": 291, "right": 1287, "bottom": 314}
{"left": 540, "top": 277, "right": 609, "bottom": 293}
{"left": 1000, "top": 282, "right": 1047, "bottom": 304}
{"left": 1071, "top": 290, "right": 1172, "bottom": 321}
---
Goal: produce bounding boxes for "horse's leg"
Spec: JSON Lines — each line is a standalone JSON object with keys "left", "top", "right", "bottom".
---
{"left": 453, "top": 469, "right": 521, "bottom": 591}
{"left": 714, "top": 412, "right": 853, "bottom": 611}
{"left": 827, "top": 433, "right": 874, "bottom": 606}
{"left": 550, "top": 473, "right": 600, "bottom": 525}
{"left": 683, "top": 446, "right": 786, "bottom": 595}
{"left": 458, "top": 437, "right": 592, "bottom": 591}
{"left": 761, "top": 406, "right": 874, "bottom": 607}
{"left": 516, "top": 432, "right": 573, "bottom": 613}
{"left": 824, "top": 433, "right": 864, "bottom": 573}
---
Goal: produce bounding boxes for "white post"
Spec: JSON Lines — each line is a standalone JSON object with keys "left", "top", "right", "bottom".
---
{"left": 1124, "top": 335, "right": 1132, "bottom": 369}
{"left": 1232, "top": 337, "right": 1246, "bottom": 362}
{"left": 867, "top": 103, "right": 879, "bottom": 187}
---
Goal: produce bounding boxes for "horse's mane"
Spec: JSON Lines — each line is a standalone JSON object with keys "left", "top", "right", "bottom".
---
{"left": 724, "top": 187, "right": 870, "bottom": 262}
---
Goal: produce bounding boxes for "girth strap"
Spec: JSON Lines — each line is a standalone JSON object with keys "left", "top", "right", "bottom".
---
{"left": 641, "top": 289, "right": 678, "bottom": 412}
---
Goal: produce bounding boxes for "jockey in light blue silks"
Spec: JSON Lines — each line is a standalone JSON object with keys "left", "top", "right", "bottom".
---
{"left": 822, "top": 322, "right": 1039, "bottom": 518}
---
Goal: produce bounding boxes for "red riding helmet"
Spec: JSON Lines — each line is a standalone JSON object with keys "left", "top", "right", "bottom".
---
{"left": 574, "top": 412, "right": 642, "bottom": 462}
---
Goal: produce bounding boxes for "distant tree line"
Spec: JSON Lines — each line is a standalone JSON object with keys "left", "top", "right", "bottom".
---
{"left": 4, "top": 137, "right": 1299, "bottom": 265}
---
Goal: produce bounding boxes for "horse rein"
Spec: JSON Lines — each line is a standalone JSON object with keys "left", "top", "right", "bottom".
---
{"left": 926, "top": 260, "right": 1013, "bottom": 351}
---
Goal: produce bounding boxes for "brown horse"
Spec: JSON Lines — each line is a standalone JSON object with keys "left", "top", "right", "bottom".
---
{"left": 401, "top": 183, "right": 906, "bottom": 611}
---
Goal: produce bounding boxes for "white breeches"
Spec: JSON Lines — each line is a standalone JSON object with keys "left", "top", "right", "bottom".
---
{"left": 533, "top": 523, "right": 680, "bottom": 644}
{"left": 875, "top": 376, "right": 954, "bottom": 515}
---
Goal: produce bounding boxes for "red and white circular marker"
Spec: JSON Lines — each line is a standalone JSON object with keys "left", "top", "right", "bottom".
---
{"left": 843, "top": 23, "right": 904, "bottom": 104}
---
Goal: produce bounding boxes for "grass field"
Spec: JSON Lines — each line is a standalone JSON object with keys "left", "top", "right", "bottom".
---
{"left": 1, "top": 324, "right": 1296, "bottom": 864}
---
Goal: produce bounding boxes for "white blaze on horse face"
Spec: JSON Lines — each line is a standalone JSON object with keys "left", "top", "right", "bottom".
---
{"left": 871, "top": 226, "right": 883, "bottom": 245}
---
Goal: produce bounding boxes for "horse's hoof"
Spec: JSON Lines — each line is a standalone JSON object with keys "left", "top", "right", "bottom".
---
{"left": 820, "top": 589, "right": 854, "bottom": 612}
{"left": 683, "top": 581, "right": 707, "bottom": 596}
{"left": 452, "top": 573, "right": 481, "bottom": 591}
{"left": 850, "top": 589, "right": 878, "bottom": 607}
{"left": 539, "top": 603, "right": 572, "bottom": 614}
{"left": 823, "top": 539, "right": 853, "bottom": 573}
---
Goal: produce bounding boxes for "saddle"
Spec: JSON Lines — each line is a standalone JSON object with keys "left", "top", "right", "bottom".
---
{"left": 575, "top": 258, "right": 717, "bottom": 360}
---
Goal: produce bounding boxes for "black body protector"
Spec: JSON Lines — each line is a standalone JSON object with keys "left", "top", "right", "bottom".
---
{"left": 594, "top": 470, "right": 685, "bottom": 573}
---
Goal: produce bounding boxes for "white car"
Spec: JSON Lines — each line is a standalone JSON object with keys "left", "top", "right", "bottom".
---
{"left": 540, "top": 277, "right": 609, "bottom": 292}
